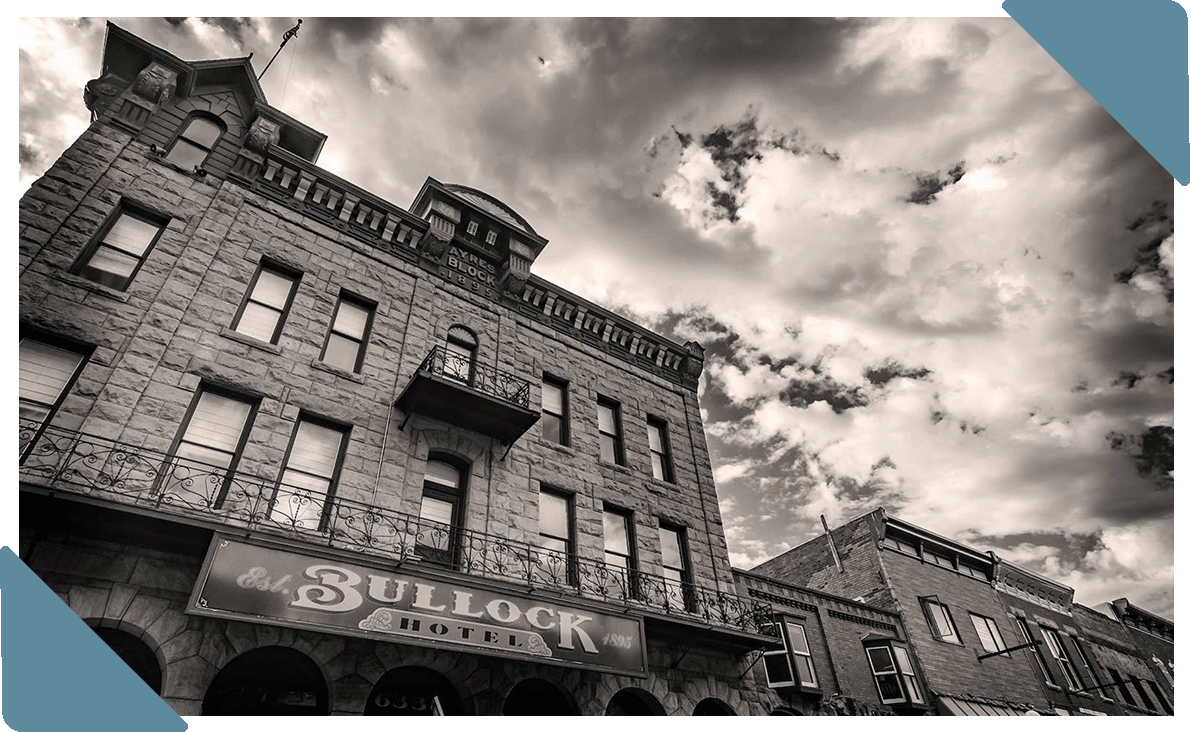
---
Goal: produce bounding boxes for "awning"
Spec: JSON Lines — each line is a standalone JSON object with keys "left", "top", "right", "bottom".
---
{"left": 937, "top": 696, "right": 1041, "bottom": 716}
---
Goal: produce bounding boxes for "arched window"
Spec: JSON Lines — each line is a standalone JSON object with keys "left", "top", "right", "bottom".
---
{"left": 92, "top": 627, "right": 162, "bottom": 695}
{"left": 443, "top": 326, "right": 477, "bottom": 384}
{"left": 605, "top": 688, "right": 666, "bottom": 716}
{"left": 416, "top": 454, "right": 467, "bottom": 566}
{"left": 166, "top": 115, "right": 225, "bottom": 169}
{"left": 693, "top": 698, "right": 735, "bottom": 716}
{"left": 503, "top": 678, "right": 578, "bottom": 715}
{"left": 202, "top": 647, "right": 328, "bottom": 715}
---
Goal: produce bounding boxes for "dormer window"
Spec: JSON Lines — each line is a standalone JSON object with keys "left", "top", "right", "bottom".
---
{"left": 485, "top": 230, "right": 498, "bottom": 245}
{"left": 466, "top": 221, "right": 479, "bottom": 236}
{"left": 167, "top": 115, "right": 225, "bottom": 169}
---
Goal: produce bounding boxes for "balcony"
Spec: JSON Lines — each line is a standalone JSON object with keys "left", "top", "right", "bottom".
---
{"left": 394, "top": 347, "right": 539, "bottom": 445}
{"left": 18, "top": 421, "right": 775, "bottom": 640}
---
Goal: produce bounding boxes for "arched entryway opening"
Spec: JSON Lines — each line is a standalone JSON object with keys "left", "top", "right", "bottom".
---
{"left": 365, "top": 666, "right": 464, "bottom": 716}
{"left": 202, "top": 646, "right": 328, "bottom": 715}
{"left": 693, "top": 698, "right": 736, "bottom": 715}
{"left": 770, "top": 707, "right": 802, "bottom": 716}
{"left": 92, "top": 626, "right": 162, "bottom": 695}
{"left": 606, "top": 688, "right": 667, "bottom": 715}
{"left": 503, "top": 678, "right": 579, "bottom": 715}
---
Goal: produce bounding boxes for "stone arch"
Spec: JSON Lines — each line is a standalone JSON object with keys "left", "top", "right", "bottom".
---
{"left": 606, "top": 687, "right": 667, "bottom": 716}
{"left": 83, "top": 619, "right": 164, "bottom": 695}
{"left": 170, "top": 93, "right": 245, "bottom": 137}
{"left": 413, "top": 430, "right": 491, "bottom": 479}
{"left": 770, "top": 706, "right": 802, "bottom": 716}
{"left": 339, "top": 643, "right": 480, "bottom": 715}
{"left": 693, "top": 698, "right": 736, "bottom": 716}
{"left": 503, "top": 677, "right": 580, "bottom": 715}
{"left": 203, "top": 645, "right": 329, "bottom": 715}
{"left": 365, "top": 666, "right": 464, "bottom": 716}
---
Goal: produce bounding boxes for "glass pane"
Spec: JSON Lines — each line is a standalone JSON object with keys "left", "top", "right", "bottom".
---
{"left": 651, "top": 453, "right": 666, "bottom": 480}
{"left": 286, "top": 421, "right": 344, "bottom": 479}
{"left": 541, "top": 413, "right": 562, "bottom": 443}
{"left": 166, "top": 139, "right": 208, "bottom": 169}
{"left": 786, "top": 623, "right": 810, "bottom": 654}
{"left": 419, "top": 495, "right": 455, "bottom": 527}
{"left": 442, "top": 342, "right": 472, "bottom": 381}
{"left": 539, "top": 491, "right": 569, "bottom": 538}
{"left": 928, "top": 603, "right": 955, "bottom": 638}
{"left": 988, "top": 620, "right": 1006, "bottom": 651}
{"left": 660, "top": 527, "right": 684, "bottom": 570}
{"left": 892, "top": 646, "right": 914, "bottom": 673}
{"left": 763, "top": 655, "right": 794, "bottom": 685}
{"left": 235, "top": 301, "right": 282, "bottom": 342}
{"left": 794, "top": 655, "right": 816, "bottom": 686}
{"left": 867, "top": 646, "right": 895, "bottom": 673}
{"left": 183, "top": 118, "right": 222, "bottom": 147}
{"left": 251, "top": 268, "right": 295, "bottom": 309}
{"left": 903, "top": 674, "right": 923, "bottom": 703}
{"left": 103, "top": 214, "right": 160, "bottom": 256}
{"left": 647, "top": 422, "right": 664, "bottom": 452}
{"left": 599, "top": 433, "right": 617, "bottom": 463}
{"left": 272, "top": 479, "right": 327, "bottom": 529}
{"left": 174, "top": 441, "right": 233, "bottom": 469}
{"left": 322, "top": 333, "right": 360, "bottom": 372}
{"left": 333, "top": 299, "right": 370, "bottom": 339}
{"left": 424, "top": 460, "right": 460, "bottom": 489}
{"left": 604, "top": 551, "right": 628, "bottom": 568}
{"left": 82, "top": 246, "right": 138, "bottom": 287}
{"left": 875, "top": 674, "right": 905, "bottom": 702}
{"left": 538, "top": 536, "right": 567, "bottom": 554}
{"left": 186, "top": 392, "right": 252, "bottom": 453}
{"left": 603, "top": 511, "right": 629, "bottom": 555}
{"left": 973, "top": 617, "right": 996, "bottom": 651}
{"left": 597, "top": 403, "right": 617, "bottom": 434}
{"left": 542, "top": 381, "right": 563, "bottom": 414}
{"left": 19, "top": 340, "right": 84, "bottom": 406}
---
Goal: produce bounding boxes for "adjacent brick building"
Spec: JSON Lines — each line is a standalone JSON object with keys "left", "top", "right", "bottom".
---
{"left": 18, "top": 23, "right": 781, "bottom": 716}
{"left": 750, "top": 508, "right": 1173, "bottom": 716}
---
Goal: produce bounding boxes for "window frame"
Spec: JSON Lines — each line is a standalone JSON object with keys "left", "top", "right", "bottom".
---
{"left": 231, "top": 259, "right": 302, "bottom": 345}
{"left": 1128, "top": 674, "right": 1158, "bottom": 713}
{"left": 601, "top": 503, "right": 637, "bottom": 597}
{"left": 1068, "top": 635, "right": 1110, "bottom": 701}
{"left": 921, "top": 548, "right": 955, "bottom": 569}
{"left": 540, "top": 374, "right": 570, "bottom": 446}
{"left": 443, "top": 325, "right": 478, "bottom": 385}
{"left": 646, "top": 415, "right": 674, "bottom": 482}
{"left": 882, "top": 534, "right": 918, "bottom": 556}
{"left": 163, "top": 383, "right": 260, "bottom": 505}
{"left": 164, "top": 113, "right": 226, "bottom": 170}
{"left": 969, "top": 612, "right": 1008, "bottom": 654}
{"left": 1108, "top": 668, "right": 1136, "bottom": 706}
{"left": 1015, "top": 617, "right": 1058, "bottom": 687}
{"left": 417, "top": 454, "right": 469, "bottom": 566}
{"left": 658, "top": 522, "right": 695, "bottom": 612}
{"left": 70, "top": 203, "right": 169, "bottom": 292}
{"left": 1040, "top": 627, "right": 1083, "bottom": 691}
{"left": 864, "top": 641, "right": 924, "bottom": 707}
{"left": 18, "top": 334, "right": 91, "bottom": 463}
{"left": 268, "top": 413, "right": 351, "bottom": 532}
{"left": 596, "top": 396, "right": 625, "bottom": 466}
{"left": 920, "top": 597, "right": 962, "bottom": 645}
{"left": 319, "top": 290, "right": 376, "bottom": 373}
{"left": 537, "top": 486, "right": 576, "bottom": 586}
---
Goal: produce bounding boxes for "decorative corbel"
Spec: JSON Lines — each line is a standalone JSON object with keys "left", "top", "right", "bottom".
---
{"left": 111, "top": 61, "right": 178, "bottom": 132}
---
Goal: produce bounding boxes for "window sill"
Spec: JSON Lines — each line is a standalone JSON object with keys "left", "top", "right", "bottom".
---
{"left": 599, "top": 461, "right": 633, "bottom": 475}
{"left": 932, "top": 637, "right": 964, "bottom": 647}
{"left": 539, "top": 440, "right": 576, "bottom": 457}
{"left": 147, "top": 153, "right": 216, "bottom": 183}
{"left": 51, "top": 270, "right": 132, "bottom": 302}
{"left": 310, "top": 358, "right": 364, "bottom": 383}
{"left": 219, "top": 326, "right": 282, "bottom": 355}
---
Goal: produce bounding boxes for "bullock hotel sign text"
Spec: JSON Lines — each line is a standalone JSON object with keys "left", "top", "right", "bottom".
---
{"left": 189, "top": 536, "right": 648, "bottom": 676}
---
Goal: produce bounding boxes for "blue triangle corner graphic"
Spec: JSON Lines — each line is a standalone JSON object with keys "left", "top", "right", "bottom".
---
{"left": 0, "top": 546, "right": 188, "bottom": 732}
{"left": 1004, "top": 0, "right": 1190, "bottom": 185}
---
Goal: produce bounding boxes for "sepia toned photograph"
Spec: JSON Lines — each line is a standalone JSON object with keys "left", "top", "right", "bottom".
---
{"left": 16, "top": 15, "right": 1173, "bottom": 719}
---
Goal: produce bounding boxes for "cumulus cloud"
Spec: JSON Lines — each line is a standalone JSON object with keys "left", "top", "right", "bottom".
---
{"left": 18, "top": 17, "right": 1174, "bottom": 615}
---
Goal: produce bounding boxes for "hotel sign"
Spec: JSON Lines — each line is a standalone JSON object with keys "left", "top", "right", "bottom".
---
{"left": 189, "top": 536, "right": 647, "bottom": 676}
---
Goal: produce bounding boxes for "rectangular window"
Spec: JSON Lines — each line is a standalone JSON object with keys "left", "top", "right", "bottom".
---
{"left": 540, "top": 375, "right": 569, "bottom": 445}
{"left": 232, "top": 261, "right": 300, "bottom": 344}
{"left": 1129, "top": 675, "right": 1158, "bottom": 713}
{"left": 72, "top": 205, "right": 167, "bottom": 291}
{"left": 761, "top": 619, "right": 817, "bottom": 689}
{"left": 321, "top": 292, "right": 374, "bottom": 373}
{"left": 466, "top": 221, "right": 478, "bottom": 236}
{"left": 865, "top": 644, "right": 924, "bottom": 705}
{"left": 922, "top": 549, "right": 954, "bottom": 569}
{"left": 921, "top": 598, "right": 961, "bottom": 644}
{"left": 883, "top": 535, "right": 917, "bottom": 555}
{"left": 485, "top": 230, "right": 497, "bottom": 245}
{"left": 970, "top": 613, "right": 1008, "bottom": 654}
{"left": 957, "top": 561, "right": 987, "bottom": 579}
{"left": 1069, "top": 636, "right": 1108, "bottom": 700}
{"left": 1016, "top": 618, "right": 1057, "bottom": 687}
{"left": 165, "top": 387, "right": 256, "bottom": 505}
{"left": 646, "top": 416, "right": 674, "bottom": 482}
{"left": 1143, "top": 679, "right": 1173, "bottom": 714}
{"left": 417, "top": 459, "right": 465, "bottom": 565}
{"left": 602, "top": 506, "right": 636, "bottom": 597}
{"left": 892, "top": 646, "right": 924, "bottom": 703}
{"left": 1040, "top": 627, "right": 1082, "bottom": 691}
{"left": 537, "top": 488, "right": 574, "bottom": 586}
{"left": 1107, "top": 669, "right": 1135, "bottom": 705}
{"left": 19, "top": 338, "right": 87, "bottom": 457}
{"left": 659, "top": 523, "right": 693, "bottom": 611}
{"left": 597, "top": 397, "right": 624, "bottom": 465}
{"left": 271, "top": 417, "right": 348, "bottom": 530}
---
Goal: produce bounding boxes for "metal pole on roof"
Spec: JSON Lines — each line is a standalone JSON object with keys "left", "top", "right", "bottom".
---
{"left": 258, "top": 19, "right": 302, "bottom": 81}
{"left": 822, "top": 514, "right": 844, "bottom": 574}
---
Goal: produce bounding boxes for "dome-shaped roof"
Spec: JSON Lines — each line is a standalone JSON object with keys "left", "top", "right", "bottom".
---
{"left": 443, "top": 183, "right": 536, "bottom": 236}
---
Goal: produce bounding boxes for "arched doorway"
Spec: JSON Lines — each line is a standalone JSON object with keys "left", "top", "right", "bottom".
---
{"left": 202, "top": 646, "right": 328, "bottom": 715}
{"left": 606, "top": 688, "right": 666, "bottom": 716}
{"left": 693, "top": 698, "right": 736, "bottom": 715}
{"left": 770, "top": 707, "right": 802, "bottom": 716}
{"left": 366, "top": 667, "right": 463, "bottom": 716}
{"left": 503, "top": 678, "right": 578, "bottom": 715}
{"left": 92, "top": 626, "right": 162, "bottom": 695}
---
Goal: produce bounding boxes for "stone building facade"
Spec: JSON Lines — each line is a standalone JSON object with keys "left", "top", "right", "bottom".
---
{"left": 750, "top": 508, "right": 1173, "bottom": 716}
{"left": 18, "top": 23, "right": 780, "bottom": 717}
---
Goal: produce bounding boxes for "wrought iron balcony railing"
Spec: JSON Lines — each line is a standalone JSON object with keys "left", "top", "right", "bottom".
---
{"left": 19, "top": 421, "right": 774, "bottom": 637}
{"left": 415, "top": 346, "right": 532, "bottom": 408}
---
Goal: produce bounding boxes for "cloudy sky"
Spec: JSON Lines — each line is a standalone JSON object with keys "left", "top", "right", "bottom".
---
{"left": 19, "top": 16, "right": 1175, "bottom": 616}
